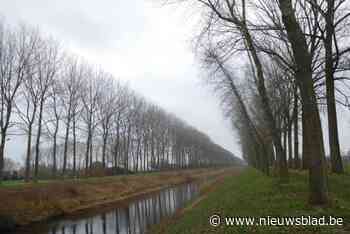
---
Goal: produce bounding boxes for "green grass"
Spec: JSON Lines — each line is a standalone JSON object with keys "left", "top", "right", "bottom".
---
{"left": 0, "top": 180, "right": 26, "bottom": 187}
{"left": 152, "top": 168, "right": 350, "bottom": 233}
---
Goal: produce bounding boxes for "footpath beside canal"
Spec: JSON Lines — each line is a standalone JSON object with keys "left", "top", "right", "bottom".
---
{"left": 151, "top": 168, "right": 350, "bottom": 234}
{"left": 0, "top": 167, "right": 241, "bottom": 229}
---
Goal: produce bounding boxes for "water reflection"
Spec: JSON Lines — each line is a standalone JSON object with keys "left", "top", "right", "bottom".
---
{"left": 42, "top": 183, "right": 199, "bottom": 234}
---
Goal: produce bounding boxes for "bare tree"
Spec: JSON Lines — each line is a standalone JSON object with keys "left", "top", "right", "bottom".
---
{"left": 32, "top": 38, "right": 60, "bottom": 181}
{"left": 61, "top": 56, "right": 84, "bottom": 176}
{"left": 15, "top": 52, "right": 40, "bottom": 181}
{"left": 96, "top": 75, "right": 120, "bottom": 168}
{"left": 0, "top": 24, "right": 38, "bottom": 182}
{"left": 275, "top": 0, "right": 329, "bottom": 204}
{"left": 201, "top": 47, "right": 270, "bottom": 174}
{"left": 81, "top": 67, "right": 102, "bottom": 171}
{"left": 1, "top": 19, "right": 241, "bottom": 181}
{"left": 45, "top": 79, "right": 64, "bottom": 177}
{"left": 186, "top": 0, "right": 288, "bottom": 179}
{"left": 316, "top": 0, "right": 349, "bottom": 173}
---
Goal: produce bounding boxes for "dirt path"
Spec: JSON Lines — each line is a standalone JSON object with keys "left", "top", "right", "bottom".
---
{"left": 0, "top": 167, "right": 241, "bottom": 226}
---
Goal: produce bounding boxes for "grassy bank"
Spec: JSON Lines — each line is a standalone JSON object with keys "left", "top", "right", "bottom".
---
{"left": 0, "top": 167, "right": 238, "bottom": 227}
{"left": 152, "top": 168, "right": 350, "bottom": 233}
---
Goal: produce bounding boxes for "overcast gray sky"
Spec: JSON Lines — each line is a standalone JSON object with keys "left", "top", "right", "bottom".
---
{"left": 1, "top": 0, "right": 242, "bottom": 160}
{"left": 2, "top": 0, "right": 350, "bottom": 162}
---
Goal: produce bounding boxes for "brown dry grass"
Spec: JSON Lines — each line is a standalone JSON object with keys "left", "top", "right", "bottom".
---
{"left": 0, "top": 167, "right": 239, "bottom": 226}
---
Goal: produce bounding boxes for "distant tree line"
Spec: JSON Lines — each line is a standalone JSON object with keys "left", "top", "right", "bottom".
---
{"left": 0, "top": 20, "right": 240, "bottom": 182}
{"left": 168, "top": 0, "right": 350, "bottom": 205}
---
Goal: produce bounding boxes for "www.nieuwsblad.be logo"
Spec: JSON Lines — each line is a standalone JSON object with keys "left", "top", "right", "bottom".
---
{"left": 209, "top": 215, "right": 344, "bottom": 227}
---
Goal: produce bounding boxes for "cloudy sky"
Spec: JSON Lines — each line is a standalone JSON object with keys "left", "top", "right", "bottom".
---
{"left": 1, "top": 0, "right": 242, "bottom": 160}
{"left": 2, "top": 0, "right": 350, "bottom": 162}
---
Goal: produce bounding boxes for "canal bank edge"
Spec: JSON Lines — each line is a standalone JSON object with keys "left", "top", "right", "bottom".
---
{"left": 0, "top": 167, "right": 240, "bottom": 230}
{"left": 149, "top": 168, "right": 242, "bottom": 234}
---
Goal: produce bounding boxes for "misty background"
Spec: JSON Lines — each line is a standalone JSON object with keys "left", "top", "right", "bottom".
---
{"left": 1, "top": 0, "right": 350, "bottom": 163}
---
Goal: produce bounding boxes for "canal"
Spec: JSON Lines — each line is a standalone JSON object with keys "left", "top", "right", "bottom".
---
{"left": 14, "top": 182, "right": 200, "bottom": 234}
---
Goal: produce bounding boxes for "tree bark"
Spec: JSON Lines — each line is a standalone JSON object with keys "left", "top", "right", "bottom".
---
{"left": 325, "top": 0, "right": 344, "bottom": 174}
{"left": 52, "top": 122, "right": 58, "bottom": 178}
{"left": 278, "top": 0, "right": 329, "bottom": 204}
{"left": 72, "top": 115, "right": 77, "bottom": 176}
{"left": 102, "top": 134, "right": 107, "bottom": 168}
{"left": 0, "top": 105, "right": 13, "bottom": 183}
{"left": 114, "top": 118, "right": 120, "bottom": 173}
{"left": 219, "top": 58, "right": 269, "bottom": 174}
{"left": 34, "top": 100, "right": 44, "bottom": 181}
{"left": 85, "top": 130, "right": 91, "bottom": 170}
{"left": 293, "top": 89, "right": 300, "bottom": 169}
{"left": 288, "top": 119, "right": 293, "bottom": 168}
{"left": 63, "top": 107, "right": 71, "bottom": 176}
{"left": 25, "top": 125, "right": 33, "bottom": 182}
{"left": 301, "top": 108, "right": 309, "bottom": 170}
{"left": 243, "top": 29, "right": 286, "bottom": 179}
{"left": 0, "top": 136, "right": 6, "bottom": 182}
{"left": 125, "top": 122, "right": 131, "bottom": 172}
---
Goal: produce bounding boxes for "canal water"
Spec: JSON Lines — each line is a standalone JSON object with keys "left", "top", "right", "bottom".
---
{"left": 15, "top": 182, "right": 199, "bottom": 234}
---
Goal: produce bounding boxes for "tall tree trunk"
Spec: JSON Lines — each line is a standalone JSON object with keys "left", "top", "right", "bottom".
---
{"left": 151, "top": 132, "right": 155, "bottom": 169}
{"left": 217, "top": 58, "right": 269, "bottom": 175}
{"left": 157, "top": 141, "right": 160, "bottom": 169}
{"left": 293, "top": 90, "right": 300, "bottom": 169}
{"left": 301, "top": 108, "right": 309, "bottom": 169}
{"left": 161, "top": 140, "right": 165, "bottom": 170}
{"left": 72, "top": 116, "right": 77, "bottom": 176}
{"left": 279, "top": 0, "right": 329, "bottom": 204}
{"left": 325, "top": 0, "right": 344, "bottom": 174}
{"left": 85, "top": 130, "right": 91, "bottom": 170}
{"left": 143, "top": 138, "right": 147, "bottom": 171}
{"left": 283, "top": 130, "right": 287, "bottom": 165}
{"left": 288, "top": 120, "right": 293, "bottom": 168}
{"left": 52, "top": 121, "right": 59, "bottom": 178}
{"left": 34, "top": 100, "right": 44, "bottom": 181}
{"left": 63, "top": 105, "right": 71, "bottom": 176}
{"left": 114, "top": 121, "right": 120, "bottom": 173}
{"left": 89, "top": 134, "right": 93, "bottom": 168}
{"left": 166, "top": 146, "right": 170, "bottom": 168}
{"left": 0, "top": 133, "right": 6, "bottom": 182}
{"left": 25, "top": 125, "right": 33, "bottom": 182}
{"left": 0, "top": 105, "right": 12, "bottom": 183}
{"left": 136, "top": 138, "right": 141, "bottom": 172}
{"left": 125, "top": 123, "right": 131, "bottom": 173}
{"left": 243, "top": 29, "right": 286, "bottom": 179}
{"left": 102, "top": 134, "right": 107, "bottom": 168}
